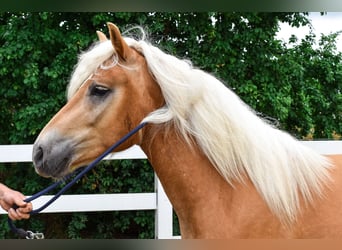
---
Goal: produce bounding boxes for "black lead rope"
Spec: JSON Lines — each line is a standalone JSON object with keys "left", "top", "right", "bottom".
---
{"left": 8, "top": 122, "right": 147, "bottom": 239}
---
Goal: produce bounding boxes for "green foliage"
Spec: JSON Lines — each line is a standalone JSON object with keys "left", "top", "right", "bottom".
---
{"left": 0, "top": 12, "right": 341, "bottom": 238}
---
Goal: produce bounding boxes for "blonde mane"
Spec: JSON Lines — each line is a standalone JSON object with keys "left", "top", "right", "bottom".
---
{"left": 68, "top": 27, "right": 332, "bottom": 225}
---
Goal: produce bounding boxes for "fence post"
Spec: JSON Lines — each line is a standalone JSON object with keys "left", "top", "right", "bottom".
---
{"left": 154, "top": 175, "right": 173, "bottom": 239}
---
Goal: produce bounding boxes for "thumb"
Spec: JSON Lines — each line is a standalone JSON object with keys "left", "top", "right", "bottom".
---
{"left": 11, "top": 193, "right": 27, "bottom": 208}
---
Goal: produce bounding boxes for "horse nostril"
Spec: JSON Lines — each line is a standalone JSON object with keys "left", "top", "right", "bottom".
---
{"left": 33, "top": 145, "right": 44, "bottom": 168}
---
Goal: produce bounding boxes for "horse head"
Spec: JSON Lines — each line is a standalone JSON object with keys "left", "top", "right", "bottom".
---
{"left": 32, "top": 23, "right": 163, "bottom": 179}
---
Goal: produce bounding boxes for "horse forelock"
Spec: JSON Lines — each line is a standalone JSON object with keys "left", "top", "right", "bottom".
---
{"left": 67, "top": 36, "right": 145, "bottom": 100}
{"left": 67, "top": 40, "right": 115, "bottom": 100}
{"left": 67, "top": 26, "right": 332, "bottom": 225}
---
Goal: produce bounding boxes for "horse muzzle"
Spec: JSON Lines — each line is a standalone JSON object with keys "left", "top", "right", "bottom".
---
{"left": 32, "top": 132, "right": 74, "bottom": 179}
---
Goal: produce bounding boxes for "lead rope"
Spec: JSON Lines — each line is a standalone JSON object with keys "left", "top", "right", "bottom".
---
{"left": 8, "top": 122, "right": 147, "bottom": 239}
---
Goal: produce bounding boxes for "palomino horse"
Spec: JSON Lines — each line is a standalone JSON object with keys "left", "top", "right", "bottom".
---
{"left": 32, "top": 23, "right": 342, "bottom": 238}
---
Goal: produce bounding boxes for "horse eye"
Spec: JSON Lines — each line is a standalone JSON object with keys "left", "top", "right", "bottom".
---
{"left": 89, "top": 85, "right": 110, "bottom": 97}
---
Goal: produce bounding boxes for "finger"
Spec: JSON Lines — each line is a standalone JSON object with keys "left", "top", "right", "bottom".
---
{"left": 8, "top": 208, "right": 21, "bottom": 221}
{"left": 16, "top": 209, "right": 30, "bottom": 219}
{"left": 13, "top": 195, "right": 27, "bottom": 207}
{"left": 17, "top": 205, "right": 32, "bottom": 214}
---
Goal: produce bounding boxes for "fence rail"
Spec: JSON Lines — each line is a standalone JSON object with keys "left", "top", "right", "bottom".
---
{"left": 0, "top": 141, "right": 341, "bottom": 239}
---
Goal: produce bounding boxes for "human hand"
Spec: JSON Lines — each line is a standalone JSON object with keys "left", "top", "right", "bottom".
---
{"left": 0, "top": 184, "right": 32, "bottom": 220}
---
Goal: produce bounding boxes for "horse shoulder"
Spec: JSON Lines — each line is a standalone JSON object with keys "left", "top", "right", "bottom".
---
{"left": 294, "top": 154, "right": 342, "bottom": 237}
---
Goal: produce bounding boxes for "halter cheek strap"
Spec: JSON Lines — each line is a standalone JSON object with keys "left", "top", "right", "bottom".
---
{"left": 8, "top": 122, "right": 147, "bottom": 239}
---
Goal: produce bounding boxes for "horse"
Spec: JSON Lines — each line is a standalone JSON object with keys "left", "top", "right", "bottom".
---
{"left": 32, "top": 22, "right": 342, "bottom": 238}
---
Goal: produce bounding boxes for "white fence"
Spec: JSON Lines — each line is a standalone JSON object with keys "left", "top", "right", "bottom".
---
{"left": 0, "top": 141, "right": 341, "bottom": 239}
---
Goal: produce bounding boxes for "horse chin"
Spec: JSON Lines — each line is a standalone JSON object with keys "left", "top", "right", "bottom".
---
{"left": 34, "top": 161, "right": 73, "bottom": 180}
{"left": 52, "top": 159, "right": 87, "bottom": 180}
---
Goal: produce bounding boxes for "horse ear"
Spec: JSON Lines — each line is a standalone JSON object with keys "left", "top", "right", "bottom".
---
{"left": 96, "top": 31, "right": 108, "bottom": 42}
{"left": 107, "top": 22, "right": 131, "bottom": 61}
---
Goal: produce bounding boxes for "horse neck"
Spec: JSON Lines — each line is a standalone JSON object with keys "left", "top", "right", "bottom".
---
{"left": 140, "top": 124, "right": 280, "bottom": 237}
